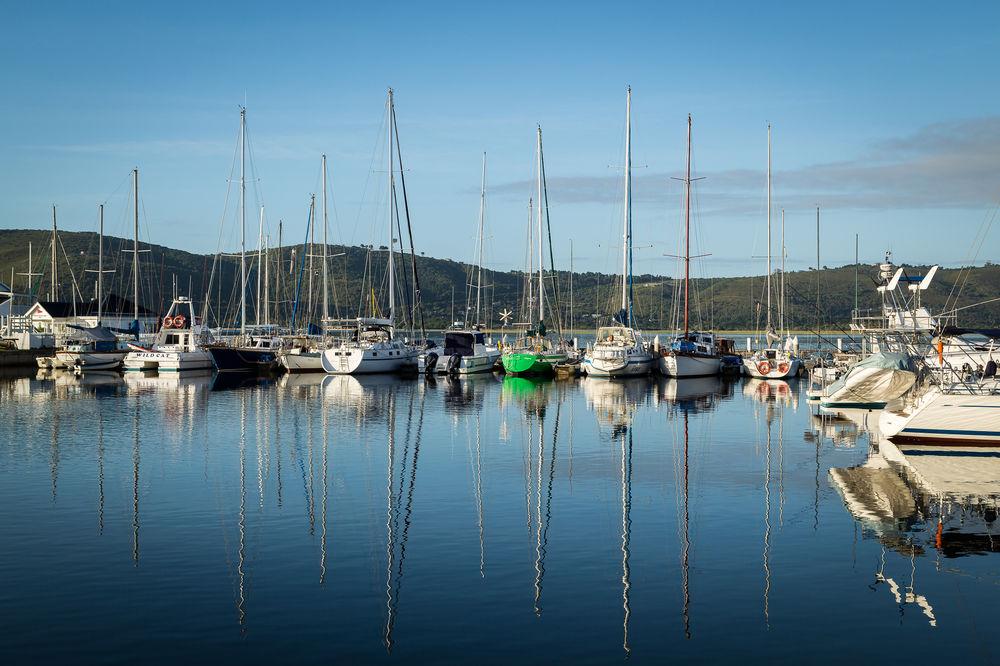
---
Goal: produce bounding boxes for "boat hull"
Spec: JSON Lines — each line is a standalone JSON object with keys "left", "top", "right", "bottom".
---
{"left": 321, "top": 346, "right": 416, "bottom": 375}
{"left": 418, "top": 350, "right": 500, "bottom": 375}
{"left": 56, "top": 350, "right": 127, "bottom": 371}
{"left": 880, "top": 390, "right": 1000, "bottom": 445}
{"left": 207, "top": 346, "right": 278, "bottom": 373}
{"left": 123, "top": 350, "right": 214, "bottom": 373}
{"left": 502, "top": 351, "right": 567, "bottom": 376}
{"left": 657, "top": 353, "right": 722, "bottom": 378}
{"left": 582, "top": 352, "right": 654, "bottom": 378}
{"left": 279, "top": 350, "right": 324, "bottom": 373}
{"left": 743, "top": 357, "right": 801, "bottom": 379}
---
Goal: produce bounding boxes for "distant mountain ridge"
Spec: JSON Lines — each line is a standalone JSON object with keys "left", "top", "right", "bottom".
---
{"left": 1, "top": 228, "right": 997, "bottom": 331}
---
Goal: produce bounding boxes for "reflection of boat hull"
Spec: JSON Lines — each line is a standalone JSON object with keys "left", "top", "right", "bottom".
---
{"left": 207, "top": 345, "right": 278, "bottom": 373}
{"left": 657, "top": 353, "right": 721, "bottom": 378}
{"left": 881, "top": 390, "right": 1000, "bottom": 445}
{"left": 279, "top": 349, "right": 324, "bottom": 372}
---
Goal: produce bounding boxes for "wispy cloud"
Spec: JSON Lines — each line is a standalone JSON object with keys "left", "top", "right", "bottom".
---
{"left": 491, "top": 116, "right": 1000, "bottom": 213}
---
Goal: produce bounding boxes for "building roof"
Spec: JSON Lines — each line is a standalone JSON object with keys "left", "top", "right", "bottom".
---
{"left": 32, "top": 294, "right": 158, "bottom": 320}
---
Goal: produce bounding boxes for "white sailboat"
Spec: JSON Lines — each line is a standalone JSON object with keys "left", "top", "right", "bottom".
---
{"left": 583, "top": 86, "right": 654, "bottom": 378}
{"left": 321, "top": 89, "right": 417, "bottom": 375}
{"left": 743, "top": 125, "right": 801, "bottom": 379}
{"left": 658, "top": 114, "right": 724, "bottom": 378}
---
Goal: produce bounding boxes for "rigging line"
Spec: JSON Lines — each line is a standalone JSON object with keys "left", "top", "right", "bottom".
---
{"left": 538, "top": 134, "right": 564, "bottom": 337}
{"left": 390, "top": 99, "right": 426, "bottom": 341}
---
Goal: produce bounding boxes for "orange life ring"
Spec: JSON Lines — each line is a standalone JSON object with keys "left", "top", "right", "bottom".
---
{"left": 163, "top": 316, "right": 174, "bottom": 329}
{"left": 778, "top": 362, "right": 789, "bottom": 375}
{"left": 757, "top": 361, "right": 771, "bottom": 375}
{"left": 173, "top": 314, "right": 186, "bottom": 328}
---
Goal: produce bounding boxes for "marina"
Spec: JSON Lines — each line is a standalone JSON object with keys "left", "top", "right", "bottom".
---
{"left": 4, "top": 4, "right": 1000, "bottom": 663}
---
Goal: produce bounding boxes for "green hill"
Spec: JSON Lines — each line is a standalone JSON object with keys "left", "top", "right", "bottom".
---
{"left": 1, "top": 228, "right": 997, "bottom": 332}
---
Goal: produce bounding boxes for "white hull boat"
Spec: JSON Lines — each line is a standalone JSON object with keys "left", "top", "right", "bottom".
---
{"left": 322, "top": 341, "right": 416, "bottom": 375}
{"left": 658, "top": 352, "right": 722, "bottom": 378}
{"left": 418, "top": 329, "right": 500, "bottom": 375}
{"left": 280, "top": 348, "right": 325, "bottom": 372}
{"left": 880, "top": 385, "right": 1000, "bottom": 445}
{"left": 122, "top": 297, "right": 214, "bottom": 373}
{"left": 583, "top": 327, "right": 654, "bottom": 378}
{"left": 743, "top": 350, "right": 801, "bottom": 379}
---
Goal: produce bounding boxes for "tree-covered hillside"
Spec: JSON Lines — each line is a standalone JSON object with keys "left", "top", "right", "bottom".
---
{"left": 2, "top": 228, "right": 998, "bottom": 331}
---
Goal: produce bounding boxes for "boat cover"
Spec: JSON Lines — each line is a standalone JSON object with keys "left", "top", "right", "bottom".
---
{"left": 824, "top": 351, "right": 915, "bottom": 399}
{"left": 66, "top": 324, "right": 118, "bottom": 342}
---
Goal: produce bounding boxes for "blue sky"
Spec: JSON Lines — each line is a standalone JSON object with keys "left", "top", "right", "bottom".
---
{"left": 3, "top": 1, "right": 1000, "bottom": 278}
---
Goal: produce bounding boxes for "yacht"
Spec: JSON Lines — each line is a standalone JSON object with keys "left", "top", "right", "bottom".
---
{"left": 321, "top": 318, "right": 415, "bottom": 375}
{"left": 123, "top": 297, "right": 214, "bottom": 372}
{"left": 419, "top": 326, "right": 499, "bottom": 375}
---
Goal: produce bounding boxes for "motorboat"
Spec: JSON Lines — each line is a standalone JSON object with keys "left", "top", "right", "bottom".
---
{"left": 122, "top": 297, "right": 214, "bottom": 372}
{"left": 419, "top": 327, "right": 500, "bottom": 375}
{"left": 54, "top": 324, "right": 131, "bottom": 371}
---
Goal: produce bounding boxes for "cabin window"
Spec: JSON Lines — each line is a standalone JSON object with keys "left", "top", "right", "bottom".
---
{"left": 373, "top": 352, "right": 378, "bottom": 357}
{"left": 166, "top": 334, "right": 179, "bottom": 345}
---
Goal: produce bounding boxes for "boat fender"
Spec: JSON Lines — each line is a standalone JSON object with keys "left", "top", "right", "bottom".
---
{"left": 447, "top": 353, "right": 462, "bottom": 375}
{"left": 985, "top": 360, "right": 997, "bottom": 378}
{"left": 424, "top": 352, "right": 439, "bottom": 374}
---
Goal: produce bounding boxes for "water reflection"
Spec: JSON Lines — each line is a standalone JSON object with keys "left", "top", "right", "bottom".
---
{"left": 6, "top": 370, "right": 1000, "bottom": 661}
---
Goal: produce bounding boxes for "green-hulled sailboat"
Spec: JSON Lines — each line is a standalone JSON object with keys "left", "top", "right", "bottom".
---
{"left": 501, "top": 126, "right": 570, "bottom": 376}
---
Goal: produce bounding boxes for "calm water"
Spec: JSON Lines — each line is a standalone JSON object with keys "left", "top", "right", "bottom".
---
{"left": 1, "top": 370, "right": 998, "bottom": 664}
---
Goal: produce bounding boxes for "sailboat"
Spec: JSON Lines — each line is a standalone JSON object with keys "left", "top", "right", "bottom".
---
{"left": 500, "top": 126, "right": 570, "bottom": 376}
{"left": 658, "top": 115, "right": 725, "bottom": 378}
{"left": 321, "top": 89, "right": 417, "bottom": 375}
{"left": 743, "top": 125, "right": 801, "bottom": 379}
{"left": 206, "top": 107, "right": 282, "bottom": 373}
{"left": 280, "top": 155, "right": 335, "bottom": 373}
{"left": 419, "top": 152, "right": 500, "bottom": 374}
{"left": 582, "top": 87, "right": 654, "bottom": 378}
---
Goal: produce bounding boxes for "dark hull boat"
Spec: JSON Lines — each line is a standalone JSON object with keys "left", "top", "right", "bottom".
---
{"left": 207, "top": 344, "right": 279, "bottom": 373}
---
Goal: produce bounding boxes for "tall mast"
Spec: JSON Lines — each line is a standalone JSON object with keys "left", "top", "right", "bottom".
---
{"left": 683, "top": 113, "right": 692, "bottom": 336}
{"left": 50, "top": 205, "right": 58, "bottom": 302}
{"left": 475, "top": 152, "right": 486, "bottom": 325}
{"left": 264, "top": 233, "right": 270, "bottom": 327}
{"left": 239, "top": 107, "right": 247, "bottom": 336}
{"left": 536, "top": 126, "right": 544, "bottom": 324}
{"left": 527, "top": 198, "right": 533, "bottom": 319}
{"left": 256, "top": 206, "right": 264, "bottom": 326}
{"left": 765, "top": 124, "right": 772, "bottom": 333}
{"left": 277, "top": 221, "right": 282, "bottom": 326}
{"left": 388, "top": 89, "right": 395, "bottom": 326}
{"left": 98, "top": 204, "right": 104, "bottom": 323}
{"left": 569, "top": 238, "right": 574, "bottom": 333}
{"left": 132, "top": 168, "right": 139, "bottom": 323}
{"left": 780, "top": 209, "right": 786, "bottom": 336}
{"left": 622, "top": 86, "right": 632, "bottom": 321}
{"left": 816, "top": 206, "right": 821, "bottom": 337}
{"left": 322, "top": 154, "right": 329, "bottom": 322}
